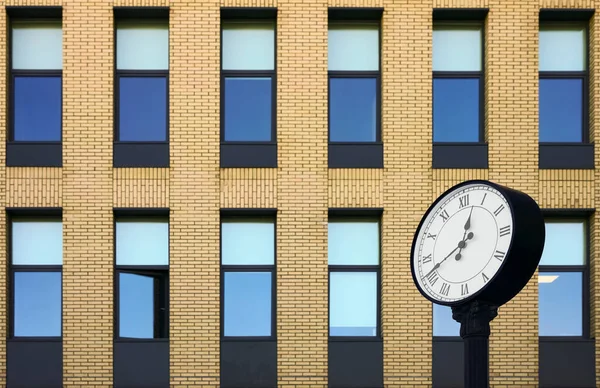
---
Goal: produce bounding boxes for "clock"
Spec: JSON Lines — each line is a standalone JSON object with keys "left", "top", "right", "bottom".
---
{"left": 410, "top": 180, "right": 545, "bottom": 307}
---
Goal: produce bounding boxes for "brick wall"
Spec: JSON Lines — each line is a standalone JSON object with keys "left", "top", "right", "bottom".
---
{"left": 0, "top": 0, "right": 597, "bottom": 386}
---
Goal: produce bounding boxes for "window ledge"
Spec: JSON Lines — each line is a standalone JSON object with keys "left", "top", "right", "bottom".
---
{"left": 114, "top": 142, "right": 169, "bottom": 168}
{"left": 432, "top": 143, "right": 488, "bottom": 169}
{"left": 329, "top": 143, "right": 383, "bottom": 168}
{"left": 7, "top": 142, "right": 62, "bottom": 167}
{"left": 539, "top": 143, "right": 594, "bottom": 169}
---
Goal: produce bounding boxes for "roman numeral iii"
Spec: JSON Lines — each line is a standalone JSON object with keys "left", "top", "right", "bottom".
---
{"left": 499, "top": 225, "right": 511, "bottom": 237}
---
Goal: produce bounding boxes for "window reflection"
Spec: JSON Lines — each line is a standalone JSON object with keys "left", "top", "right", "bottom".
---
{"left": 539, "top": 79, "right": 583, "bottom": 142}
{"left": 539, "top": 272, "right": 582, "bottom": 336}
{"left": 224, "top": 272, "right": 272, "bottom": 337}
{"left": 433, "top": 78, "right": 480, "bottom": 142}
{"left": 14, "top": 272, "right": 61, "bottom": 337}
{"left": 119, "top": 272, "right": 155, "bottom": 339}
{"left": 224, "top": 77, "right": 272, "bottom": 142}
{"left": 329, "top": 78, "right": 377, "bottom": 142}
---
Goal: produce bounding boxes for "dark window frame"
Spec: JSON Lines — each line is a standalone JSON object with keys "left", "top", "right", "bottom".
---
{"left": 538, "top": 216, "right": 590, "bottom": 339}
{"left": 8, "top": 213, "right": 63, "bottom": 340}
{"left": 328, "top": 215, "right": 382, "bottom": 340}
{"left": 220, "top": 20, "right": 277, "bottom": 145}
{"left": 432, "top": 22, "right": 485, "bottom": 144}
{"left": 113, "top": 214, "right": 170, "bottom": 340}
{"left": 113, "top": 14, "right": 170, "bottom": 168}
{"left": 220, "top": 215, "right": 277, "bottom": 341}
{"left": 327, "top": 20, "right": 382, "bottom": 145}
{"left": 8, "top": 18, "right": 63, "bottom": 143}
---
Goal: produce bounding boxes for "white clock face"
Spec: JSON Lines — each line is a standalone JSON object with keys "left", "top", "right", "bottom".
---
{"left": 413, "top": 183, "right": 514, "bottom": 304}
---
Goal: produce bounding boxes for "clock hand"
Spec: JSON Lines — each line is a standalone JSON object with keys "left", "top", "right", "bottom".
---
{"left": 455, "top": 232, "right": 474, "bottom": 261}
{"left": 463, "top": 206, "right": 474, "bottom": 231}
{"left": 424, "top": 241, "right": 464, "bottom": 279}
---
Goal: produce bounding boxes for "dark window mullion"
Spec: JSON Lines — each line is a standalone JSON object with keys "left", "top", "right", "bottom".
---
{"left": 433, "top": 71, "right": 482, "bottom": 78}
{"left": 11, "top": 265, "right": 62, "bottom": 271}
{"left": 116, "top": 69, "right": 169, "bottom": 77}
{"left": 539, "top": 265, "right": 586, "bottom": 272}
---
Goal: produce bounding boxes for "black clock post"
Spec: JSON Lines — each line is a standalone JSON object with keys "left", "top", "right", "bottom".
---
{"left": 451, "top": 300, "right": 498, "bottom": 388}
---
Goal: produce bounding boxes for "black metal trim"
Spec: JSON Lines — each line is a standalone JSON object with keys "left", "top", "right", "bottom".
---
{"left": 220, "top": 143, "right": 278, "bottom": 168}
{"left": 220, "top": 216, "right": 277, "bottom": 340}
{"left": 328, "top": 7, "right": 384, "bottom": 21}
{"left": 6, "top": 6, "right": 62, "bottom": 18}
{"left": 7, "top": 207, "right": 62, "bottom": 217}
{"left": 542, "top": 208, "right": 595, "bottom": 217}
{"left": 328, "top": 208, "right": 383, "bottom": 218}
{"left": 432, "top": 143, "right": 489, "bottom": 169}
{"left": 113, "top": 6, "right": 169, "bottom": 20}
{"left": 540, "top": 8, "right": 595, "bottom": 22}
{"left": 328, "top": 143, "right": 384, "bottom": 168}
{"left": 6, "top": 142, "right": 62, "bottom": 167}
{"left": 221, "top": 208, "right": 277, "bottom": 217}
{"left": 538, "top": 143, "right": 594, "bottom": 169}
{"left": 433, "top": 8, "right": 489, "bottom": 21}
{"left": 114, "top": 208, "right": 170, "bottom": 217}
{"left": 221, "top": 7, "right": 277, "bottom": 20}
{"left": 113, "top": 142, "right": 169, "bottom": 168}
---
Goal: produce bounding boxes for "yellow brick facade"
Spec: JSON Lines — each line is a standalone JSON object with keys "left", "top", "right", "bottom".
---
{"left": 0, "top": 0, "right": 598, "bottom": 387}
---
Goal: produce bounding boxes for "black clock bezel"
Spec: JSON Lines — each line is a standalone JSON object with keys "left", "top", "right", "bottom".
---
{"left": 410, "top": 179, "right": 545, "bottom": 307}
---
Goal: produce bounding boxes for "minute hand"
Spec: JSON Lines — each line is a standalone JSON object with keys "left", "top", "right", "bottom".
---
{"left": 424, "top": 245, "right": 460, "bottom": 278}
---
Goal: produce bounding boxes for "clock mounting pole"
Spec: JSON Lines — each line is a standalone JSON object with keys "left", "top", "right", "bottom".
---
{"left": 451, "top": 300, "right": 498, "bottom": 388}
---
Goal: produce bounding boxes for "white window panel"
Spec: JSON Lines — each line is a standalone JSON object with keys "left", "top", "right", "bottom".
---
{"left": 222, "top": 221, "right": 275, "bottom": 265}
{"left": 433, "top": 25, "right": 482, "bottom": 71}
{"left": 328, "top": 221, "right": 379, "bottom": 265}
{"left": 117, "top": 21, "right": 169, "bottom": 70}
{"left": 540, "top": 221, "right": 585, "bottom": 266}
{"left": 12, "top": 220, "right": 63, "bottom": 265}
{"left": 13, "top": 21, "right": 62, "bottom": 70}
{"left": 222, "top": 22, "right": 275, "bottom": 71}
{"left": 116, "top": 220, "right": 169, "bottom": 266}
{"left": 328, "top": 23, "right": 379, "bottom": 71}
{"left": 540, "top": 25, "right": 586, "bottom": 71}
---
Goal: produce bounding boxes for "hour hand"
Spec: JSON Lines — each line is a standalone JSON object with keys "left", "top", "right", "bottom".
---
{"left": 463, "top": 206, "right": 474, "bottom": 230}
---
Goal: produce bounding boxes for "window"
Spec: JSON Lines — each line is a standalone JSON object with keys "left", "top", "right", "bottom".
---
{"left": 539, "top": 219, "right": 587, "bottom": 336}
{"left": 10, "top": 217, "right": 62, "bottom": 337}
{"left": 328, "top": 23, "right": 379, "bottom": 143}
{"left": 433, "top": 304, "right": 460, "bottom": 337}
{"left": 221, "top": 218, "right": 275, "bottom": 338}
{"left": 433, "top": 24, "right": 483, "bottom": 143}
{"left": 222, "top": 22, "right": 275, "bottom": 142}
{"left": 328, "top": 219, "right": 380, "bottom": 337}
{"left": 114, "top": 19, "right": 169, "bottom": 167}
{"left": 115, "top": 218, "right": 169, "bottom": 339}
{"left": 539, "top": 24, "right": 587, "bottom": 143}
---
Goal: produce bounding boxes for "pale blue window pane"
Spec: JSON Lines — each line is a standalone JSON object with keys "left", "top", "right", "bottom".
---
{"left": 116, "top": 220, "right": 169, "bottom": 266}
{"left": 328, "top": 24, "right": 379, "bottom": 71}
{"left": 224, "top": 77, "right": 272, "bottom": 141}
{"left": 119, "top": 77, "right": 167, "bottom": 141}
{"left": 13, "top": 21, "right": 62, "bottom": 70}
{"left": 433, "top": 304, "right": 460, "bottom": 336}
{"left": 117, "top": 21, "right": 169, "bottom": 71}
{"left": 14, "top": 272, "right": 61, "bottom": 337}
{"left": 433, "top": 78, "right": 480, "bottom": 142}
{"left": 328, "top": 221, "right": 379, "bottom": 265}
{"left": 14, "top": 76, "right": 61, "bottom": 141}
{"left": 539, "top": 79, "right": 583, "bottom": 142}
{"left": 540, "top": 222, "right": 585, "bottom": 266}
{"left": 539, "top": 272, "right": 582, "bottom": 336}
{"left": 539, "top": 26, "right": 586, "bottom": 71}
{"left": 330, "top": 78, "right": 377, "bottom": 142}
{"left": 222, "top": 22, "right": 275, "bottom": 71}
{"left": 433, "top": 25, "right": 482, "bottom": 71}
{"left": 12, "top": 220, "right": 62, "bottom": 265}
{"left": 222, "top": 221, "right": 274, "bottom": 265}
{"left": 224, "top": 272, "right": 272, "bottom": 336}
{"left": 330, "top": 272, "right": 377, "bottom": 336}
{"left": 119, "top": 273, "right": 154, "bottom": 339}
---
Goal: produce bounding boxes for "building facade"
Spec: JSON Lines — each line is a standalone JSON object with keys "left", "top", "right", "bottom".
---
{"left": 1, "top": 0, "right": 599, "bottom": 387}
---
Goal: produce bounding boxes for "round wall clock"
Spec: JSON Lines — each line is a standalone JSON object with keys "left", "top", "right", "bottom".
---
{"left": 410, "top": 180, "right": 545, "bottom": 307}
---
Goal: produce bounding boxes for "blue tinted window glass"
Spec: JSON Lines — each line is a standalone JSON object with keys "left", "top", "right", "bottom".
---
{"left": 119, "top": 77, "right": 167, "bottom": 141}
{"left": 14, "top": 76, "right": 61, "bottom": 141}
{"left": 119, "top": 273, "right": 154, "bottom": 338}
{"left": 329, "top": 78, "right": 377, "bottom": 142}
{"left": 433, "top": 78, "right": 480, "bottom": 142}
{"left": 224, "top": 77, "right": 272, "bottom": 141}
{"left": 539, "top": 272, "right": 582, "bottom": 336}
{"left": 433, "top": 304, "right": 460, "bottom": 336}
{"left": 224, "top": 272, "right": 271, "bottom": 336}
{"left": 539, "top": 78, "right": 583, "bottom": 142}
{"left": 14, "top": 271, "right": 61, "bottom": 337}
{"left": 330, "top": 272, "right": 377, "bottom": 336}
